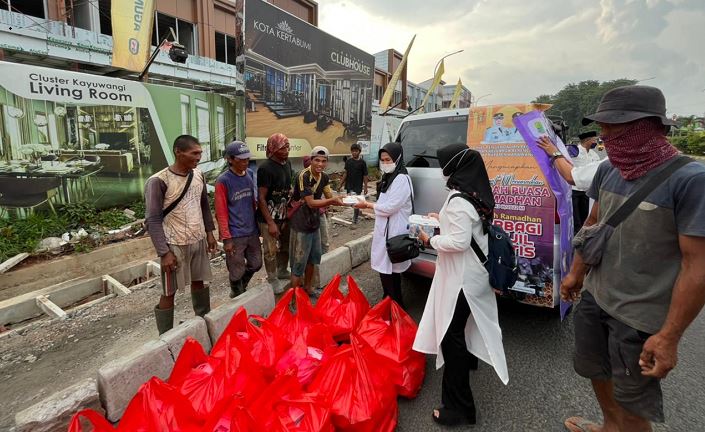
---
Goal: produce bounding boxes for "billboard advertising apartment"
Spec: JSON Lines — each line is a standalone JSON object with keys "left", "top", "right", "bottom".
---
{"left": 244, "top": 0, "right": 374, "bottom": 157}
{"left": 0, "top": 61, "right": 238, "bottom": 215}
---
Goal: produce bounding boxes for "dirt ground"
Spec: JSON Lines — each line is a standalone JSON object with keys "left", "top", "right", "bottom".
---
{"left": 0, "top": 206, "right": 374, "bottom": 431}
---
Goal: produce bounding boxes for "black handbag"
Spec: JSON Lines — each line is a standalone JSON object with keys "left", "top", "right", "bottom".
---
{"left": 385, "top": 176, "right": 421, "bottom": 263}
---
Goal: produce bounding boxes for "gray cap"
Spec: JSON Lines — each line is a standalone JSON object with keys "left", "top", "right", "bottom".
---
{"left": 224, "top": 141, "right": 252, "bottom": 159}
{"left": 310, "top": 146, "right": 329, "bottom": 158}
{"left": 582, "top": 85, "right": 677, "bottom": 127}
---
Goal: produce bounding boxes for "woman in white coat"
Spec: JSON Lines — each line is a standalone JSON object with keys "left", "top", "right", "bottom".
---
{"left": 355, "top": 142, "right": 413, "bottom": 308}
{"left": 413, "top": 143, "right": 509, "bottom": 426}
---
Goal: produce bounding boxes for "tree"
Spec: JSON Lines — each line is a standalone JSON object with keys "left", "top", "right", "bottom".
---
{"left": 532, "top": 79, "right": 638, "bottom": 139}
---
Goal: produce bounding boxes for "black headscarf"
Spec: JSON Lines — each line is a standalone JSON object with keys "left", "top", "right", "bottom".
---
{"left": 437, "top": 143, "right": 495, "bottom": 220}
{"left": 377, "top": 142, "right": 408, "bottom": 195}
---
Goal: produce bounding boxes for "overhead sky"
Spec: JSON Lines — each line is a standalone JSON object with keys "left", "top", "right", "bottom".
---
{"left": 318, "top": 0, "right": 705, "bottom": 116}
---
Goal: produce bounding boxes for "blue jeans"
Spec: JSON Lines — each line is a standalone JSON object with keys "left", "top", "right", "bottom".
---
{"left": 289, "top": 229, "right": 322, "bottom": 277}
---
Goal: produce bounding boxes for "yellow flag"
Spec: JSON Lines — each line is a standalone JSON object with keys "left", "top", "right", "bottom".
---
{"left": 419, "top": 59, "right": 445, "bottom": 112}
{"left": 449, "top": 78, "right": 463, "bottom": 109}
{"left": 112, "top": 0, "right": 157, "bottom": 72}
{"left": 380, "top": 35, "right": 416, "bottom": 111}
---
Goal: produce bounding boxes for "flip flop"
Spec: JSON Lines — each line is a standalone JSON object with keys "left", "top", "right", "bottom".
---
{"left": 564, "top": 416, "right": 601, "bottom": 432}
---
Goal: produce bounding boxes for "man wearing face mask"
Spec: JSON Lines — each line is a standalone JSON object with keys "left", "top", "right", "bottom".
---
{"left": 560, "top": 86, "right": 705, "bottom": 432}
{"left": 355, "top": 142, "right": 413, "bottom": 307}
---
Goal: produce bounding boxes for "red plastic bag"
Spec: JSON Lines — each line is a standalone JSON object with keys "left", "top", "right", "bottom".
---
{"left": 314, "top": 275, "right": 370, "bottom": 342}
{"left": 275, "top": 323, "right": 337, "bottom": 386}
{"left": 68, "top": 409, "right": 115, "bottom": 432}
{"left": 353, "top": 297, "right": 426, "bottom": 398}
{"left": 307, "top": 339, "right": 396, "bottom": 429}
{"left": 268, "top": 288, "right": 322, "bottom": 344}
{"left": 249, "top": 372, "right": 333, "bottom": 432}
{"left": 200, "top": 394, "right": 259, "bottom": 432}
{"left": 211, "top": 307, "right": 291, "bottom": 381}
{"left": 117, "top": 377, "right": 202, "bottom": 432}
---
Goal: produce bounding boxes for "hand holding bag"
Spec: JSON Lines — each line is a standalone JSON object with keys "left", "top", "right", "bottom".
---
{"left": 573, "top": 156, "right": 692, "bottom": 266}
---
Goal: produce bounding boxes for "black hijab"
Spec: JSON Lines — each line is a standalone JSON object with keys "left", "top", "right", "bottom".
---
{"left": 437, "top": 143, "right": 495, "bottom": 220}
{"left": 377, "top": 142, "right": 408, "bottom": 194}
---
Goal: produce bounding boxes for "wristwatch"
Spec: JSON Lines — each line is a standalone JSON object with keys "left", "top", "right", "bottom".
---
{"left": 549, "top": 151, "right": 564, "bottom": 166}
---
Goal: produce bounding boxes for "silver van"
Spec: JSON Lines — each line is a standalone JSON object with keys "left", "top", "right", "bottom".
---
{"left": 395, "top": 108, "right": 470, "bottom": 279}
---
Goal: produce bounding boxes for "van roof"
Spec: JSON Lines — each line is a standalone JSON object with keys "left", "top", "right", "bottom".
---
{"left": 400, "top": 108, "right": 470, "bottom": 124}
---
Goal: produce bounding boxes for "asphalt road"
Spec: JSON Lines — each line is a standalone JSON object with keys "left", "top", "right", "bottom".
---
{"left": 346, "top": 264, "right": 705, "bottom": 432}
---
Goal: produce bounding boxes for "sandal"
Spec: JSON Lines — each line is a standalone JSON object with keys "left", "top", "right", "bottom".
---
{"left": 432, "top": 407, "right": 476, "bottom": 426}
{"left": 564, "top": 416, "right": 601, "bottom": 432}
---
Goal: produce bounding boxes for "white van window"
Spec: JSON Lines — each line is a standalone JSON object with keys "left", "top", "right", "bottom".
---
{"left": 398, "top": 115, "right": 468, "bottom": 167}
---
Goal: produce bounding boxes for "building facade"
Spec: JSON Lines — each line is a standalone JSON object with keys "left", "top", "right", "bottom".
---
{"left": 373, "top": 49, "right": 407, "bottom": 110}
{"left": 442, "top": 82, "right": 472, "bottom": 109}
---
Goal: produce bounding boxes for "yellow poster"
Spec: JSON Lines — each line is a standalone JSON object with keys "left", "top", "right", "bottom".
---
{"left": 380, "top": 35, "right": 415, "bottom": 111}
{"left": 111, "top": 0, "right": 157, "bottom": 72}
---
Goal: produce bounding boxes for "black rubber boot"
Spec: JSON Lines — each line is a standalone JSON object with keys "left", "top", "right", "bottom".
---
{"left": 154, "top": 305, "right": 174, "bottom": 335}
{"left": 229, "top": 279, "right": 245, "bottom": 298}
{"left": 241, "top": 270, "right": 256, "bottom": 291}
{"left": 191, "top": 287, "right": 211, "bottom": 316}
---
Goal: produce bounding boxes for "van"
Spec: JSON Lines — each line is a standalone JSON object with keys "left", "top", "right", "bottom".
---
{"left": 396, "top": 106, "right": 564, "bottom": 308}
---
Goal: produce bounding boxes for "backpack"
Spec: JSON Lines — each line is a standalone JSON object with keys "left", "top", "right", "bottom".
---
{"left": 449, "top": 193, "right": 518, "bottom": 293}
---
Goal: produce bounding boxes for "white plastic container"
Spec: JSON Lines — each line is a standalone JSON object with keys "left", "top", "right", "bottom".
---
{"left": 408, "top": 214, "right": 440, "bottom": 239}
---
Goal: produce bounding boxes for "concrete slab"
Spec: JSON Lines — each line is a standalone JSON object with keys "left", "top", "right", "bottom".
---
{"left": 204, "top": 282, "right": 275, "bottom": 344}
{"left": 35, "top": 295, "right": 67, "bottom": 320}
{"left": 97, "top": 340, "right": 174, "bottom": 422}
{"left": 102, "top": 275, "right": 131, "bottom": 296}
{"left": 160, "top": 316, "right": 212, "bottom": 359}
{"left": 345, "top": 234, "right": 372, "bottom": 268}
{"left": 14, "top": 378, "right": 102, "bottom": 432}
{"left": 319, "top": 247, "right": 352, "bottom": 287}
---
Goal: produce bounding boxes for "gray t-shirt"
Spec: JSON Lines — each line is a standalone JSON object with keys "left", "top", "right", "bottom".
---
{"left": 585, "top": 158, "right": 705, "bottom": 334}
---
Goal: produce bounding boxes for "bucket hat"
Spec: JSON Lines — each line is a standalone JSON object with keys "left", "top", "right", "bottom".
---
{"left": 582, "top": 85, "right": 677, "bottom": 126}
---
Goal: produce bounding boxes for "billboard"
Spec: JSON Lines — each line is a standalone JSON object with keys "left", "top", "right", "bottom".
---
{"left": 467, "top": 104, "right": 561, "bottom": 308}
{"left": 243, "top": 0, "right": 374, "bottom": 157}
{"left": 0, "top": 61, "right": 237, "bottom": 217}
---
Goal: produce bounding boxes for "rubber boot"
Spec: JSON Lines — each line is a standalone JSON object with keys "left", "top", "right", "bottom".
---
{"left": 229, "top": 279, "right": 245, "bottom": 298}
{"left": 276, "top": 251, "right": 290, "bottom": 280}
{"left": 191, "top": 287, "right": 211, "bottom": 317}
{"left": 241, "top": 270, "right": 255, "bottom": 291}
{"left": 154, "top": 305, "right": 174, "bottom": 335}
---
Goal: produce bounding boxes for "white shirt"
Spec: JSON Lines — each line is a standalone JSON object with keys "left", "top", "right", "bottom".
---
{"left": 413, "top": 194, "right": 509, "bottom": 384}
{"left": 571, "top": 145, "right": 602, "bottom": 191}
{"left": 370, "top": 174, "right": 413, "bottom": 275}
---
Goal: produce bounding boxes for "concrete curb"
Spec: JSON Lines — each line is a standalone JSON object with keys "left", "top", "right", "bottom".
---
{"left": 319, "top": 246, "right": 352, "bottom": 286}
{"left": 14, "top": 378, "right": 102, "bottom": 432}
{"left": 160, "top": 316, "right": 212, "bottom": 358}
{"left": 204, "top": 282, "right": 276, "bottom": 345}
{"left": 345, "top": 234, "right": 373, "bottom": 268}
{"left": 97, "top": 340, "right": 174, "bottom": 422}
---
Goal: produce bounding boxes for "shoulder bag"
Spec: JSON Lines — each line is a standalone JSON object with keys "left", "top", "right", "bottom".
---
{"left": 385, "top": 175, "right": 422, "bottom": 263}
{"left": 162, "top": 170, "right": 194, "bottom": 217}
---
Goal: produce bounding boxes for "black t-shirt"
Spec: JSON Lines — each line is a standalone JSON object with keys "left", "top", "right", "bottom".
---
{"left": 290, "top": 168, "right": 331, "bottom": 233}
{"left": 344, "top": 157, "right": 368, "bottom": 192}
{"left": 256, "top": 159, "right": 293, "bottom": 222}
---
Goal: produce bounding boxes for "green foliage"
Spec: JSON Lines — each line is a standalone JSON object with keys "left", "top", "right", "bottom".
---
{"left": 0, "top": 214, "right": 67, "bottom": 261}
{"left": 532, "top": 79, "right": 638, "bottom": 139}
{"left": 94, "top": 209, "right": 133, "bottom": 229}
{"left": 60, "top": 202, "right": 97, "bottom": 228}
{"left": 671, "top": 131, "right": 705, "bottom": 155}
{"left": 130, "top": 200, "right": 146, "bottom": 219}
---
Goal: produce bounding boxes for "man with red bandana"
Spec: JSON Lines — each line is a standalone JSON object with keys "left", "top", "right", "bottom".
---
{"left": 256, "top": 133, "right": 293, "bottom": 293}
{"left": 559, "top": 86, "right": 705, "bottom": 432}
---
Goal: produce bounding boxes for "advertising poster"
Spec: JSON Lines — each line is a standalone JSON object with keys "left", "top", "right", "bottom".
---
{"left": 243, "top": 0, "right": 374, "bottom": 158}
{"left": 0, "top": 61, "right": 237, "bottom": 217}
{"left": 467, "top": 104, "right": 559, "bottom": 307}
{"left": 111, "top": 0, "right": 156, "bottom": 72}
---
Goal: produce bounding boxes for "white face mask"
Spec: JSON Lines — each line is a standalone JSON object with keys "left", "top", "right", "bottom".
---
{"left": 380, "top": 162, "right": 396, "bottom": 174}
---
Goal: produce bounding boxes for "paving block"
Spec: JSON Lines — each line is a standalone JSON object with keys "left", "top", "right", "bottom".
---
{"left": 15, "top": 378, "right": 102, "bottom": 432}
{"left": 319, "top": 246, "right": 352, "bottom": 287}
{"left": 160, "top": 316, "right": 212, "bottom": 359}
{"left": 345, "top": 234, "right": 372, "bottom": 268}
{"left": 97, "top": 340, "right": 174, "bottom": 422}
{"left": 204, "top": 282, "right": 275, "bottom": 345}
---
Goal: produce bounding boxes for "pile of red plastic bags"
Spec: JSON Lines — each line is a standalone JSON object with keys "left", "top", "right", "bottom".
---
{"left": 68, "top": 274, "right": 426, "bottom": 432}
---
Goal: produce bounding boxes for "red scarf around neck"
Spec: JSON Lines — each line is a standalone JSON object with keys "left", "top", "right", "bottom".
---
{"left": 601, "top": 118, "right": 679, "bottom": 180}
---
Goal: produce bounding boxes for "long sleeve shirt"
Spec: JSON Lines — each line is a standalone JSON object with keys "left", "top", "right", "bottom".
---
{"left": 144, "top": 167, "right": 214, "bottom": 257}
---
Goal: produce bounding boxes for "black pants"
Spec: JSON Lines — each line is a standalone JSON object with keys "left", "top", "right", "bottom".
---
{"left": 441, "top": 291, "right": 478, "bottom": 420}
{"left": 572, "top": 190, "right": 590, "bottom": 234}
{"left": 379, "top": 272, "right": 404, "bottom": 308}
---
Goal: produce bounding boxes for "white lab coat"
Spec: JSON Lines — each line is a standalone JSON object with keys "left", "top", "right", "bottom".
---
{"left": 571, "top": 146, "right": 602, "bottom": 191}
{"left": 371, "top": 174, "right": 413, "bottom": 275}
{"left": 413, "top": 193, "right": 509, "bottom": 385}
